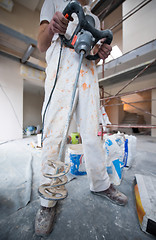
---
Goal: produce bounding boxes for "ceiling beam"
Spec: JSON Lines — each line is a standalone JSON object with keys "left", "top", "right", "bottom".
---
{"left": 0, "top": 24, "right": 45, "bottom": 62}
{"left": 91, "top": 0, "right": 126, "bottom": 21}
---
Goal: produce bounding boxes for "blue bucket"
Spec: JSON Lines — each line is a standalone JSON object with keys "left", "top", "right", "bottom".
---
{"left": 68, "top": 144, "right": 87, "bottom": 175}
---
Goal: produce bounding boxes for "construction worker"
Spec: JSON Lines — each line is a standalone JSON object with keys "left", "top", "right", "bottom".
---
{"left": 35, "top": 0, "right": 128, "bottom": 236}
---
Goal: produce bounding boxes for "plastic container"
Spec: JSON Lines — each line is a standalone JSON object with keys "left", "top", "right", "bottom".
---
{"left": 68, "top": 144, "right": 86, "bottom": 175}
{"left": 37, "top": 133, "right": 42, "bottom": 147}
{"left": 71, "top": 132, "right": 80, "bottom": 144}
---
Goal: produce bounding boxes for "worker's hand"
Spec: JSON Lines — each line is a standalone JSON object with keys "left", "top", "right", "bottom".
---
{"left": 48, "top": 11, "right": 70, "bottom": 35}
{"left": 97, "top": 39, "right": 112, "bottom": 60}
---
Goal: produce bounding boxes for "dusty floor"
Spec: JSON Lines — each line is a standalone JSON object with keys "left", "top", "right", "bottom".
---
{"left": 0, "top": 134, "right": 156, "bottom": 240}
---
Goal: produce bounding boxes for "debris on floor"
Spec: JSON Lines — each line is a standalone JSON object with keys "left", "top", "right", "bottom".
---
{"left": 134, "top": 174, "right": 156, "bottom": 236}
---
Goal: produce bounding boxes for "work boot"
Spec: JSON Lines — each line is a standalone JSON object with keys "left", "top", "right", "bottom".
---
{"left": 35, "top": 205, "right": 56, "bottom": 236}
{"left": 91, "top": 184, "right": 128, "bottom": 206}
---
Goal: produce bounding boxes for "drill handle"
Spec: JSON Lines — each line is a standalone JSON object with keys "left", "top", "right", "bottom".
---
{"left": 61, "top": 0, "right": 113, "bottom": 60}
{"left": 86, "top": 29, "right": 113, "bottom": 60}
{"left": 60, "top": 1, "right": 85, "bottom": 48}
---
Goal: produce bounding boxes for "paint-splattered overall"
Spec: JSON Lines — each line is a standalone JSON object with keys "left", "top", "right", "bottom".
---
{"left": 40, "top": 0, "right": 110, "bottom": 207}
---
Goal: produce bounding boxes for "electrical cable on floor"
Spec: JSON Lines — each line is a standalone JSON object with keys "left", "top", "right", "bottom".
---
{"left": 0, "top": 83, "right": 25, "bottom": 134}
{"left": 41, "top": 38, "right": 64, "bottom": 145}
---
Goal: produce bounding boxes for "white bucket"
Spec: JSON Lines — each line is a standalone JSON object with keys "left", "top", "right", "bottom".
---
{"left": 67, "top": 144, "right": 86, "bottom": 175}
{"left": 37, "top": 134, "right": 42, "bottom": 147}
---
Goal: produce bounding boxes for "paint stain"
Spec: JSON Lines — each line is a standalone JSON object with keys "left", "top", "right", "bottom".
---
{"left": 90, "top": 67, "right": 94, "bottom": 75}
{"left": 52, "top": 149, "right": 56, "bottom": 154}
{"left": 80, "top": 69, "right": 85, "bottom": 77}
{"left": 82, "top": 83, "right": 87, "bottom": 91}
{"left": 90, "top": 62, "right": 95, "bottom": 75}
{"left": 52, "top": 72, "right": 56, "bottom": 79}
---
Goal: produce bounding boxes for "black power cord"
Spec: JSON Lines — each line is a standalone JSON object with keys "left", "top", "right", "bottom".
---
{"left": 41, "top": 39, "right": 64, "bottom": 145}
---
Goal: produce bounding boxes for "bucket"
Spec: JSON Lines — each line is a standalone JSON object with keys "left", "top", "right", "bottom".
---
{"left": 71, "top": 132, "right": 80, "bottom": 144}
{"left": 37, "top": 133, "right": 42, "bottom": 147}
{"left": 68, "top": 144, "right": 86, "bottom": 175}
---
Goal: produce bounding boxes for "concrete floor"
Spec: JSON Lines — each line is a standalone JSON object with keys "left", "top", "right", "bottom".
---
{"left": 0, "top": 135, "right": 156, "bottom": 240}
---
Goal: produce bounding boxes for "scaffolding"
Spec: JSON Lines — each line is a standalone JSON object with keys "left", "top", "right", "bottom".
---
{"left": 99, "top": 56, "right": 156, "bottom": 134}
{"left": 97, "top": 0, "right": 156, "bottom": 135}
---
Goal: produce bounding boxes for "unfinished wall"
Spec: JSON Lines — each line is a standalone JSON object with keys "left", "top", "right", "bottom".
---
{"left": 152, "top": 89, "right": 156, "bottom": 137}
{"left": 0, "top": 2, "right": 40, "bottom": 40}
{"left": 23, "top": 90, "right": 44, "bottom": 130}
{"left": 104, "top": 72, "right": 156, "bottom": 136}
{"left": 123, "top": 0, "right": 156, "bottom": 53}
{"left": 0, "top": 55, "right": 23, "bottom": 143}
{"left": 105, "top": 98, "right": 124, "bottom": 131}
{"left": 121, "top": 91, "right": 151, "bottom": 125}
{"left": 104, "top": 5, "right": 123, "bottom": 51}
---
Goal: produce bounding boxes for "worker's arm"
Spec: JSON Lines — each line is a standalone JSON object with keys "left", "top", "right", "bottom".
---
{"left": 37, "top": 12, "right": 69, "bottom": 52}
{"left": 94, "top": 39, "right": 112, "bottom": 65}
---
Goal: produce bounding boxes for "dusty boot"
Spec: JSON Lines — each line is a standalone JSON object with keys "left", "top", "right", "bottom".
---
{"left": 35, "top": 205, "right": 56, "bottom": 236}
{"left": 91, "top": 184, "right": 128, "bottom": 206}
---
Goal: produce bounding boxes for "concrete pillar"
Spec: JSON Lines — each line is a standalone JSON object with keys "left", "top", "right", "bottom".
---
{"left": 151, "top": 89, "right": 156, "bottom": 137}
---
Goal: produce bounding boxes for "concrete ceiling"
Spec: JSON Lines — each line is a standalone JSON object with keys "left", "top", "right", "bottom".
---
{"left": 13, "top": 0, "right": 124, "bottom": 17}
{"left": 14, "top": 0, "right": 44, "bottom": 11}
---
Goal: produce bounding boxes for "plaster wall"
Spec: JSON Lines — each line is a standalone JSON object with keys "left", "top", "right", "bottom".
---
{"left": 0, "top": 2, "right": 40, "bottom": 40}
{"left": 122, "top": 0, "right": 156, "bottom": 53}
{"left": 0, "top": 55, "right": 23, "bottom": 143}
{"left": 103, "top": 72, "right": 156, "bottom": 136}
{"left": 151, "top": 89, "right": 156, "bottom": 136}
{"left": 104, "top": 5, "right": 123, "bottom": 51}
{"left": 23, "top": 90, "right": 44, "bottom": 131}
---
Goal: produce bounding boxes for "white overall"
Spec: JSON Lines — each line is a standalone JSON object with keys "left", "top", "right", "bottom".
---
{"left": 40, "top": 0, "right": 110, "bottom": 207}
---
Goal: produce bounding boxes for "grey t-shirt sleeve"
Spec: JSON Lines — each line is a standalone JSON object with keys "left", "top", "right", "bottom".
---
{"left": 40, "top": 0, "right": 55, "bottom": 23}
